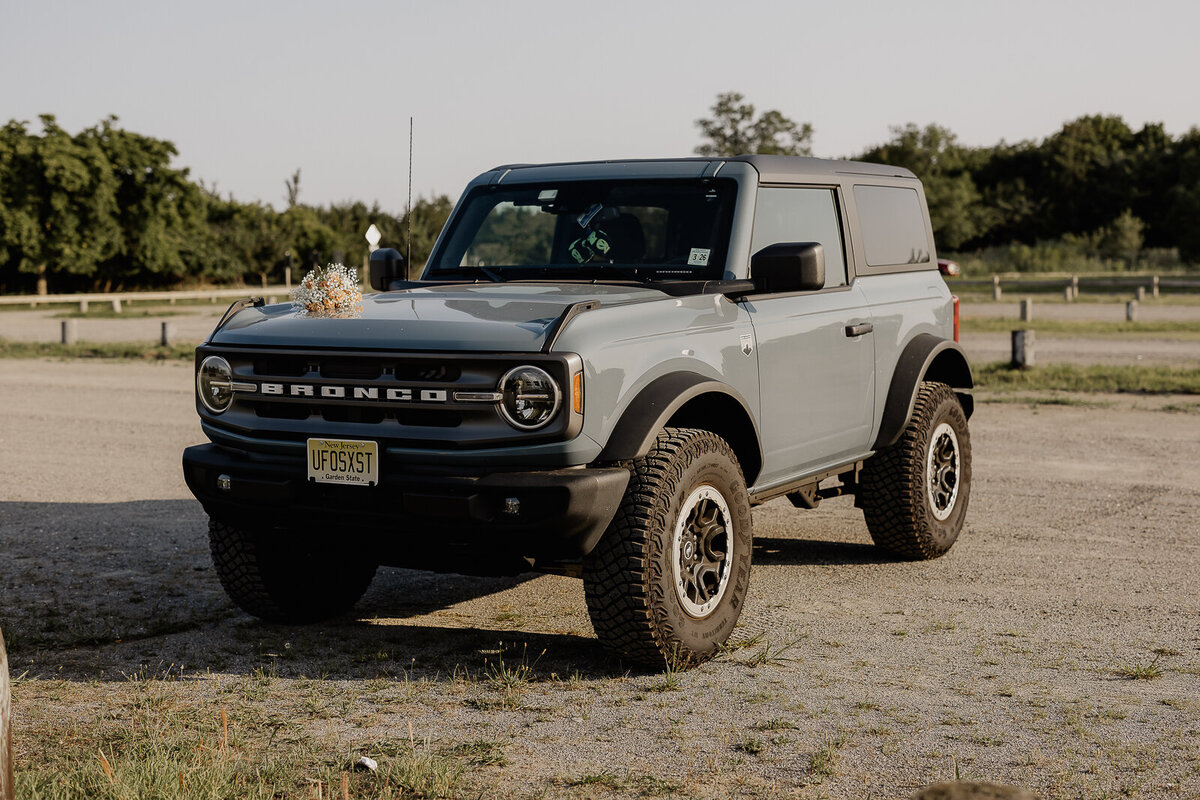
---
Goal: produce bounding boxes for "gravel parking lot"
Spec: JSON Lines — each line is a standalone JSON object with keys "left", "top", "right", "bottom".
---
{"left": 1, "top": 359, "right": 1198, "bottom": 798}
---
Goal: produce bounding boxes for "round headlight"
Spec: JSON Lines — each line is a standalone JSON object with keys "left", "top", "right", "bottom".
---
{"left": 499, "top": 366, "right": 561, "bottom": 430}
{"left": 197, "top": 355, "right": 234, "bottom": 414}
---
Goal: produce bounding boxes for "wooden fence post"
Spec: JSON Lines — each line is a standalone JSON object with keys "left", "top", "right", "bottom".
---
{"left": 1, "top": 626, "right": 14, "bottom": 800}
{"left": 110, "top": 298, "right": 122, "bottom": 313}
{"left": 1011, "top": 330, "right": 1035, "bottom": 369}
{"left": 1136, "top": 286, "right": 1146, "bottom": 302}
{"left": 992, "top": 275, "right": 1002, "bottom": 301}
{"left": 1152, "top": 275, "right": 1160, "bottom": 298}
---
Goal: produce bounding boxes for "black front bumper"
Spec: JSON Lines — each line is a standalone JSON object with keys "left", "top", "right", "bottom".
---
{"left": 182, "top": 444, "right": 630, "bottom": 570}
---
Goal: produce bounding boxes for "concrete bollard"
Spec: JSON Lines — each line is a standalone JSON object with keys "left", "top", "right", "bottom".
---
{"left": 78, "top": 299, "right": 89, "bottom": 313}
{"left": 1064, "top": 286, "right": 1074, "bottom": 302}
{"left": 1136, "top": 286, "right": 1146, "bottom": 302}
{"left": 61, "top": 319, "right": 77, "bottom": 345}
{"left": 1, "top": 626, "right": 14, "bottom": 800}
{"left": 160, "top": 321, "right": 175, "bottom": 347}
{"left": 1020, "top": 297, "right": 1033, "bottom": 322}
{"left": 285, "top": 266, "right": 292, "bottom": 289}
{"left": 1152, "top": 275, "right": 1160, "bottom": 298}
{"left": 1126, "top": 300, "right": 1138, "bottom": 322}
{"left": 992, "top": 275, "right": 1002, "bottom": 301}
{"left": 1011, "top": 329, "right": 1035, "bottom": 369}
{"left": 110, "top": 298, "right": 122, "bottom": 313}
{"left": 1071, "top": 275, "right": 1079, "bottom": 297}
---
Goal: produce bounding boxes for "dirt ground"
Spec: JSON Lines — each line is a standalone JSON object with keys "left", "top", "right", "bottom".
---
{"left": 1, "top": 359, "right": 1198, "bottom": 798}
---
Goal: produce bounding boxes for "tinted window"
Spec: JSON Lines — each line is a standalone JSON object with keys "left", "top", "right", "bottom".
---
{"left": 750, "top": 187, "right": 847, "bottom": 287}
{"left": 853, "top": 185, "right": 931, "bottom": 267}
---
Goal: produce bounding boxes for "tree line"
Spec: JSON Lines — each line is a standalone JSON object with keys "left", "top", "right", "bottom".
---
{"left": 0, "top": 115, "right": 451, "bottom": 294}
{"left": 3, "top": 102, "right": 1198, "bottom": 294}
{"left": 698, "top": 92, "right": 1200, "bottom": 271}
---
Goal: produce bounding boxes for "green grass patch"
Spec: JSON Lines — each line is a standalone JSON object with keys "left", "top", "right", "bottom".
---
{"left": 14, "top": 692, "right": 469, "bottom": 800}
{"left": 0, "top": 338, "right": 194, "bottom": 360}
{"left": 977, "top": 394, "right": 1114, "bottom": 409}
{"left": 961, "top": 318, "right": 1200, "bottom": 337}
{"left": 975, "top": 362, "right": 1200, "bottom": 394}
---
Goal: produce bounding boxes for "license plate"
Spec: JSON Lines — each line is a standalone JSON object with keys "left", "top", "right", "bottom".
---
{"left": 306, "top": 438, "right": 379, "bottom": 486}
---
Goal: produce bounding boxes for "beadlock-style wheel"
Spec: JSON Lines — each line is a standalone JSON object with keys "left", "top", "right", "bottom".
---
{"left": 926, "top": 422, "right": 961, "bottom": 521}
{"left": 671, "top": 486, "right": 734, "bottom": 618}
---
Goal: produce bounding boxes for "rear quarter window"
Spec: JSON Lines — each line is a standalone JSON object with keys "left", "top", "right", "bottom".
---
{"left": 853, "top": 185, "right": 932, "bottom": 268}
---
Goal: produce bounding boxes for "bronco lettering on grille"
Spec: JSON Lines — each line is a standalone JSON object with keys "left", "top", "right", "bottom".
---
{"left": 254, "top": 383, "right": 449, "bottom": 403}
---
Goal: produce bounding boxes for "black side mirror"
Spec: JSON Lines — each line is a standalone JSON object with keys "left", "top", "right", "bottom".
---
{"left": 750, "top": 242, "right": 825, "bottom": 294}
{"left": 368, "top": 248, "right": 406, "bottom": 292}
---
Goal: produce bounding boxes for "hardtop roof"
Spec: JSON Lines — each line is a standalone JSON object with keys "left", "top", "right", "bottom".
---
{"left": 487, "top": 155, "right": 917, "bottom": 182}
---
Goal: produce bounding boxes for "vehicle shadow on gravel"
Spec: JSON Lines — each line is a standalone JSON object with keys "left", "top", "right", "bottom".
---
{"left": 753, "top": 536, "right": 900, "bottom": 565}
{"left": 0, "top": 500, "right": 621, "bottom": 680}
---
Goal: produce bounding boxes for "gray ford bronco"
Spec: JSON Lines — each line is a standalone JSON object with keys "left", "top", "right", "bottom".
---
{"left": 183, "top": 156, "right": 973, "bottom": 668}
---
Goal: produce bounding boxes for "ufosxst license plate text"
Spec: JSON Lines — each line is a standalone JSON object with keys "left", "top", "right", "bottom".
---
{"left": 306, "top": 438, "right": 379, "bottom": 486}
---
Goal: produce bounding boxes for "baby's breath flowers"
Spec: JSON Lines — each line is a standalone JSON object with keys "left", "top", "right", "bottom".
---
{"left": 292, "top": 263, "right": 363, "bottom": 316}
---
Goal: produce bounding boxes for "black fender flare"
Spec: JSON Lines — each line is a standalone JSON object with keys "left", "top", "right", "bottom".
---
{"left": 597, "top": 372, "right": 762, "bottom": 471}
{"left": 873, "top": 334, "right": 974, "bottom": 450}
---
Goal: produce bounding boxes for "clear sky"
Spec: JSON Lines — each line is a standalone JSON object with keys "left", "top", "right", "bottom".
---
{"left": 3, "top": 0, "right": 1197, "bottom": 215}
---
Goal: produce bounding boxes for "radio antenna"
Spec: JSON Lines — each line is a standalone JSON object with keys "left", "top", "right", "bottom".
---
{"left": 406, "top": 116, "right": 413, "bottom": 271}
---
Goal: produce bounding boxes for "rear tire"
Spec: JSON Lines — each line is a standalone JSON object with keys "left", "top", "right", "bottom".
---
{"left": 861, "top": 381, "right": 971, "bottom": 559}
{"left": 208, "top": 519, "right": 377, "bottom": 623}
{"left": 583, "top": 428, "right": 753, "bottom": 669}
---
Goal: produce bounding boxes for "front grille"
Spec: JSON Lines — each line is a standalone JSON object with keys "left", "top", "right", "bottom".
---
{"left": 201, "top": 347, "right": 582, "bottom": 449}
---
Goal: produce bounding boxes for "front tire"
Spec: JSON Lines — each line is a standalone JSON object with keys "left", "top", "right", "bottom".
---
{"left": 208, "top": 519, "right": 377, "bottom": 623}
{"left": 861, "top": 381, "right": 971, "bottom": 559}
{"left": 583, "top": 428, "right": 753, "bottom": 669}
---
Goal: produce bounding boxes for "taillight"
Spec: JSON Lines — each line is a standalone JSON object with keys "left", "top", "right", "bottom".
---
{"left": 952, "top": 295, "right": 960, "bottom": 342}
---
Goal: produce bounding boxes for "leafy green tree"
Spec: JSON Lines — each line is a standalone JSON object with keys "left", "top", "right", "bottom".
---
{"left": 695, "top": 92, "right": 813, "bottom": 157}
{"left": 206, "top": 194, "right": 286, "bottom": 285}
{"left": 0, "top": 116, "right": 121, "bottom": 293}
{"left": 1038, "top": 115, "right": 1136, "bottom": 237}
{"left": 88, "top": 117, "right": 209, "bottom": 288}
{"left": 1167, "top": 128, "right": 1200, "bottom": 263}
{"left": 1097, "top": 209, "right": 1145, "bottom": 266}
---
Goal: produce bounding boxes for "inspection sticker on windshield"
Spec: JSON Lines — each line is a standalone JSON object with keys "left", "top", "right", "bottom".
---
{"left": 687, "top": 248, "right": 711, "bottom": 266}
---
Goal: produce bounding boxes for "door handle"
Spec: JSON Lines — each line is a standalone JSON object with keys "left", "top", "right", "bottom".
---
{"left": 845, "top": 322, "right": 873, "bottom": 337}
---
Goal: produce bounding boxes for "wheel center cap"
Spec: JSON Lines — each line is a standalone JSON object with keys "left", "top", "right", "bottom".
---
{"left": 683, "top": 541, "right": 695, "bottom": 560}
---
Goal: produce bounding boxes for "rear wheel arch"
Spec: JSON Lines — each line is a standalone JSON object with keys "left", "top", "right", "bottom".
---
{"left": 874, "top": 334, "right": 973, "bottom": 451}
{"left": 597, "top": 373, "right": 763, "bottom": 486}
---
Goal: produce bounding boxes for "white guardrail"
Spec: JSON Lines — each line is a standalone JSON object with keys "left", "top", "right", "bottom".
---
{"left": 0, "top": 286, "right": 292, "bottom": 310}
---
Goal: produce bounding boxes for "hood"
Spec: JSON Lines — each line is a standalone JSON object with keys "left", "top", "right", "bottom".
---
{"left": 208, "top": 283, "right": 666, "bottom": 351}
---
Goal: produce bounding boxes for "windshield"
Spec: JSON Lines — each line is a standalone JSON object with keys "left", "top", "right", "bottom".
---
{"left": 427, "top": 178, "right": 737, "bottom": 281}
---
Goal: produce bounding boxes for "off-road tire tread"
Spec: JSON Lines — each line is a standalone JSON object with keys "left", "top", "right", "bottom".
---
{"left": 208, "top": 519, "right": 377, "bottom": 623}
{"left": 583, "top": 427, "right": 746, "bottom": 668}
{"left": 861, "top": 381, "right": 970, "bottom": 560}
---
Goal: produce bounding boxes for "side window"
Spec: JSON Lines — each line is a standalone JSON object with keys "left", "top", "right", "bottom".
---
{"left": 750, "top": 187, "right": 847, "bottom": 287}
{"left": 852, "top": 185, "right": 931, "bottom": 267}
